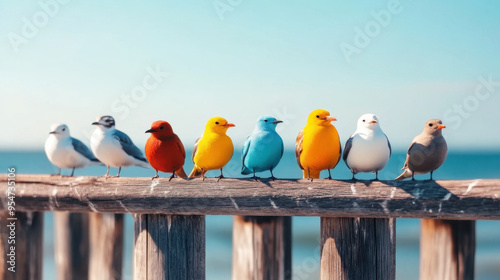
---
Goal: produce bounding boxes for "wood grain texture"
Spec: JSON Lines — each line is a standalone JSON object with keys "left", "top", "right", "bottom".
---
{"left": 0, "top": 211, "right": 44, "bottom": 280}
{"left": 320, "top": 217, "right": 395, "bottom": 280}
{"left": 420, "top": 219, "right": 475, "bottom": 280}
{"left": 54, "top": 212, "right": 89, "bottom": 280}
{"left": 133, "top": 214, "right": 205, "bottom": 280}
{"left": 89, "top": 213, "right": 124, "bottom": 280}
{"left": 1, "top": 175, "right": 499, "bottom": 220}
{"left": 232, "top": 216, "right": 292, "bottom": 280}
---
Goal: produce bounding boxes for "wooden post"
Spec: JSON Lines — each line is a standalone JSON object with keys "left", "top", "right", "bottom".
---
{"left": 231, "top": 216, "right": 292, "bottom": 280}
{"left": 54, "top": 212, "right": 89, "bottom": 280}
{"left": 133, "top": 214, "right": 205, "bottom": 280}
{"left": 0, "top": 211, "right": 44, "bottom": 280}
{"left": 320, "top": 217, "right": 395, "bottom": 280}
{"left": 89, "top": 213, "right": 124, "bottom": 280}
{"left": 420, "top": 219, "right": 475, "bottom": 280}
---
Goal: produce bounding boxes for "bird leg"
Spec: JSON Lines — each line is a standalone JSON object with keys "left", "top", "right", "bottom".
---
{"left": 151, "top": 170, "right": 159, "bottom": 180}
{"left": 70, "top": 167, "right": 75, "bottom": 177}
{"left": 411, "top": 171, "right": 415, "bottom": 181}
{"left": 270, "top": 169, "right": 276, "bottom": 181}
{"left": 429, "top": 171, "right": 434, "bottom": 181}
{"left": 251, "top": 170, "right": 258, "bottom": 181}
{"left": 169, "top": 171, "right": 176, "bottom": 182}
{"left": 217, "top": 169, "right": 224, "bottom": 182}
{"left": 105, "top": 166, "right": 111, "bottom": 178}
{"left": 351, "top": 173, "right": 356, "bottom": 181}
{"left": 327, "top": 169, "right": 332, "bottom": 180}
{"left": 51, "top": 168, "right": 61, "bottom": 176}
{"left": 307, "top": 169, "right": 313, "bottom": 182}
{"left": 375, "top": 171, "right": 379, "bottom": 181}
{"left": 115, "top": 167, "right": 121, "bottom": 177}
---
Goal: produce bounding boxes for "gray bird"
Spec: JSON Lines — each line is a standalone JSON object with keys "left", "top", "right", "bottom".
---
{"left": 395, "top": 119, "right": 447, "bottom": 180}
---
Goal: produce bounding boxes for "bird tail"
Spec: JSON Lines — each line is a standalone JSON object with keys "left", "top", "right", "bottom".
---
{"left": 395, "top": 169, "right": 412, "bottom": 180}
{"left": 176, "top": 167, "right": 187, "bottom": 179}
{"left": 241, "top": 166, "right": 252, "bottom": 175}
{"left": 189, "top": 165, "right": 204, "bottom": 178}
{"left": 303, "top": 169, "right": 321, "bottom": 179}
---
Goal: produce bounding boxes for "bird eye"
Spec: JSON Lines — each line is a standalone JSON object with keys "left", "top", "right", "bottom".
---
{"left": 362, "top": 120, "right": 365, "bottom": 122}
{"left": 160, "top": 126, "right": 164, "bottom": 130}
{"left": 62, "top": 128, "right": 66, "bottom": 131}
{"left": 316, "top": 115, "right": 319, "bottom": 118}
{"left": 264, "top": 120, "right": 268, "bottom": 122}
{"left": 429, "top": 123, "right": 433, "bottom": 127}
{"left": 215, "top": 121, "right": 219, "bottom": 125}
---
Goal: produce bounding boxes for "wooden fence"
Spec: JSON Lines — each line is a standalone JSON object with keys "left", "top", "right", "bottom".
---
{"left": 1, "top": 175, "right": 498, "bottom": 280}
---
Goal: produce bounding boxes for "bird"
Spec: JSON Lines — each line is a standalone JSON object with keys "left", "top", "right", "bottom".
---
{"left": 90, "top": 115, "right": 149, "bottom": 177}
{"left": 241, "top": 116, "right": 284, "bottom": 180}
{"left": 145, "top": 120, "right": 187, "bottom": 181}
{"left": 295, "top": 109, "right": 341, "bottom": 180}
{"left": 44, "top": 124, "right": 101, "bottom": 176}
{"left": 343, "top": 114, "right": 391, "bottom": 180}
{"left": 189, "top": 117, "right": 235, "bottom": 181}
{"left": 395, "top": 119, "right": 447, "bottom": 180}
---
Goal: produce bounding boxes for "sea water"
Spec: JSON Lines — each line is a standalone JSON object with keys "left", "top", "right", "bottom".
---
{"left": 1, "top": 150, "right": 499, "bottom": 279}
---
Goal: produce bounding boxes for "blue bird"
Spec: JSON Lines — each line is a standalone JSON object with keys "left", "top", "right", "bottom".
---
{"left": 241, "top": 116, "right": 284, "bottom": 180}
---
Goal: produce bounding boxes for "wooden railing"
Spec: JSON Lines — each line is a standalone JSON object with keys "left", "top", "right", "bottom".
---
{"left": 1, "top": 175, "right": 498, "bottom": 280}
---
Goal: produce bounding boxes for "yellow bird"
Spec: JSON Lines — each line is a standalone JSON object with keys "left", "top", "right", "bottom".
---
{"left": 189, "top": 116, "right": 235, "bottom": 181}
{"left": 295, "top": 109, "right": 342, "bottom": 180}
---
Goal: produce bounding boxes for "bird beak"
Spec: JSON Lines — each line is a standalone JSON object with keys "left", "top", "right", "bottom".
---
{"left": 325, "top": 116, "right": 337, "bottom": 122}
{"left": 369, "top": 120, "right": 378, "bottom": 124}
{"left": 272, "top": 120, "right": 283, "bottom": 124}
{"left": 224, "top": 123, "right": 235, "bottom": 127}
{"left": 91, "top": 122, "right": 100, "bottom": 126}
{"left": 145, "top": 129, "right": 157, "bottom": 133}
{"left": 49, "top": 131, "right": 56, "bottom": 134}
{"left": 438, "top": 125, "right": 446, "bottom": 129}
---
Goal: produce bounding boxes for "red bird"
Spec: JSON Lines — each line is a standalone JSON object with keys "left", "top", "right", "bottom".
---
{"left": 145, "top": 120, "right": 187, "bottom": 180}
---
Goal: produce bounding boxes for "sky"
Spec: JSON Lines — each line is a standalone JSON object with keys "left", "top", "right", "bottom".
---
{"left": 1, "top": 0, "right": 500, "bottom": 151}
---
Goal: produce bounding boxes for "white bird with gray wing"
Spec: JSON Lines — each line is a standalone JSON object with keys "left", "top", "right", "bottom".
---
{"left": 45, "top": 124, "right": 102, "bottom": 176}
{"left": 343, "top": 114, "right": 391, "bottom": 180}
{"left": 90, "top": 116, "right": 149, "bottom": 177}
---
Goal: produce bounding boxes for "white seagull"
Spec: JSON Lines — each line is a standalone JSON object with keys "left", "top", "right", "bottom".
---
{"left": 90, "top": 116, "right": 149, "bottom": 177}
{"left": 45, "top": 124, "right": 101, "bottom": 176}
{"left": 343, "top": 114, "right": 391, "bottom": 180}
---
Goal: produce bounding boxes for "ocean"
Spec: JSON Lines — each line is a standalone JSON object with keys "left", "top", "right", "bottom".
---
{"left": 1, "top": 150, "right": 499, "bottom": 279}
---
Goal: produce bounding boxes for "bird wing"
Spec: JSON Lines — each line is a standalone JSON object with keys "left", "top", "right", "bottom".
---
{"left": 174, "top": 134, "right": 186, "bottom": 159}
{"left": 71, "top": 138, "right": 100, "bottom": 162}
{"left": 191, "top": 137, "right": 201, "bottom": 163}
{"left": 402, "top": 141, "right": 416, "bottom": 170}
{"left": 295, "top": 129, "right": 304, "bottom": 170}
{"left": 385, "top": 134, "right": 392, "bottom": 156}
{"left": 241, "top": 136, "right": 251, "bottom": 169}
{"left": 113, "top": 130, "right": 147, "bottom": 162}
{"left": 343, "top": 136, "right": 354, "bottom": 169}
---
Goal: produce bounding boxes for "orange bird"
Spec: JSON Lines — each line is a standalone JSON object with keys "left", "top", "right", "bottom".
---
{"left": 145, "top": 120, "right": 187, "bottom": 180}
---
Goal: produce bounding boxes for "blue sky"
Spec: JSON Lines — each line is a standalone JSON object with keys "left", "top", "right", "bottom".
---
{"left": 1, "top": 0, "right": 499, "bottom": 150}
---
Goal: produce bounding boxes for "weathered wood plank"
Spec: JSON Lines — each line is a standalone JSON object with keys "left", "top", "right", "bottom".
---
{"left": 0, "top": 211, "right": 44, "bottom": 280}
{"left": 54, "top": 212, "right": 89, "bottom": 280}
{"left": 232, "top": 216, "right": 292, "bottom": 280}
{"left": 420, "top": 219, "right": 475, "bottom": 280}
{"left": 1, "top": 175, "right": 499, "bottom": 220}
{"left": 133, "top": 214, "right": 205, "bottom": 280}
{"left": 320, "top": 217, "right": 395, "bottom": 280}
{"left": 89, "top": 213, "right": 124, "bottom": 280}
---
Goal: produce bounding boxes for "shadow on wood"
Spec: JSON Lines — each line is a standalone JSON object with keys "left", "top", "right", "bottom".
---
{"left": 0, "top": 211, "right": 43, "bottom": 280}
{"left": 89, "top": 213, "right": 124, "bottom": 280}
{"left": 320, "top": 217, "right": 395, "bottom": 280}
{"left": 232, "top": 216, "right": 292, "bottom": 280}
{"left": 54, "top": 212, "right": 89, "bottom": 280}
{"left": 134, "top": 214, "right": 205, "bottom": 280}
{"left": 420, "top": 219, "right": 475, "bottom": 280}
